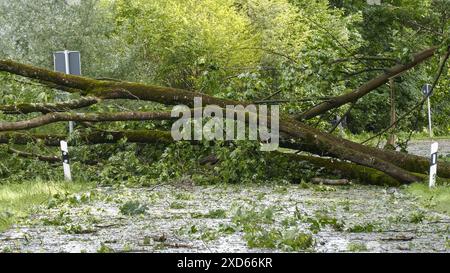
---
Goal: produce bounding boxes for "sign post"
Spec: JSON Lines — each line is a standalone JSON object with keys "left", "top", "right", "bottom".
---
{"left": 53, "top": 50, "right": 81, "bottom": 134}
{"left": 422, "top": 83, "right": 438, "bottom": 188}
{"left": 422, "top": 83, "right": 433, "bottom": 138}
{"left": 54, "top": 50, "right": 80, "bottom": 182}
{"left": 60, "top": 140, "right": 72, "bottom": 182}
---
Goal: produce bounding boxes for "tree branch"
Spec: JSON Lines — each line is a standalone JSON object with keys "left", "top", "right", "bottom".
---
{"left": 361, "top": 46, "right": 450, "bottom": 144}
{"left": 0, "top": 59, "right": 242, "bottom": 107}
{"left": 297, "top": 47, "right": 437, "bottom": 120}
{"left": 7, "top": 146, "right": 59, "bottom": 162}
{"left": 0, "top": 97, "right": 99, "bottom": 114}
{"left": 0, "top": 111, "right": 177, "bottom": 131}
{"left": 330, "top": 56, "right": 398, "bottom": 64}
{"left": 329, "top": 102, "right": 355, "bottom": 133}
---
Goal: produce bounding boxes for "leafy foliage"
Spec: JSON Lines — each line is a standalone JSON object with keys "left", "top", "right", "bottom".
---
{"left": 0, "top": 0, "right": 448, "bottom": 187}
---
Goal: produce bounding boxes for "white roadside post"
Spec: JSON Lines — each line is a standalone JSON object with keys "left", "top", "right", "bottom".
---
{"left": 429, "top": 142, "right": 438, "bottom": 188}
{"left": 53, "top": 50, "right": 81, "bottom": 134}
{"left": 422, "top": 83, "right": 438, "bottom": 188}
{"left": 60, "top": 140, "right": 72, "bottom": 182}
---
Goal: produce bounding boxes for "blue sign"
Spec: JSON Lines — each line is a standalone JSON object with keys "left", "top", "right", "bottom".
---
{"left": 53, "top": 51, "right": 81, "bottom": 75}
{"left": 422, "top": 83, "right": 432, "bottom": 96}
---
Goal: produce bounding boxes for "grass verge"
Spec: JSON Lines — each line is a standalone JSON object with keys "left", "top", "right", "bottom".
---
{"left": 0, "top": 180, "right": 94, "bottom": 231}
{"left": 406, "top": 183, "right": 450, "bottom": 216}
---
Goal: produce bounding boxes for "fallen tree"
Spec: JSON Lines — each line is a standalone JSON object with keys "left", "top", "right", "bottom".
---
{"left": 0, "top": 106, "right": 425, "bottom": 183}
{"left": 0, "top": 130, "right": 404, "bottom": 186}
{"left": 0, "top": 46, "right": 448, "bottom": 184}
{"left": 0, "top": 109, "right": 443, "bottom": 181}
{"left": 2, "top": 126, "right": 449, "bottom": 186}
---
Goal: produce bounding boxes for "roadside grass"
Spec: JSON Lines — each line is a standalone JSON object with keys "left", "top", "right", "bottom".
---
{"left": 411, "top": 135, "right": 450, "bottom": 141}
{"left": 406, "top": 183, "right": 450, "bottom": 216}
{"left": 0, "top": 180, "right": 94, "bottom": 231}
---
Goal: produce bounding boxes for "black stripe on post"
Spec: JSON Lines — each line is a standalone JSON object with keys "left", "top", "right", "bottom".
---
{"left": 430, "top": 152, "right": 437, "bottom": 166}
{"left": 61, "top": 151, "right": 70, "bottom": 164}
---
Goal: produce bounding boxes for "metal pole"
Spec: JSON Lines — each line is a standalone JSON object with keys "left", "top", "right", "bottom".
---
{"left": 427, "top": 95, "right": 437, "bottom": 188}
{"left": 387, "top": 78, "right": 396, "bottom": 146}
{"left": 64, "top": 50, "right": 70, "bottom": 74}
{"left": 427, "top": 96, "right": 432, "bottom": 138}
{"left": 63, "top": 50, "right": 74, "bottom": 135}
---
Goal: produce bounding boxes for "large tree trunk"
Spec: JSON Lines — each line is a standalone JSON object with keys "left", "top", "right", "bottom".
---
{"left": 285, "top": 136, "right": 450, "bottom": 179}
{"left": 286, "top": 153, "right": 402, "bottom": 186}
